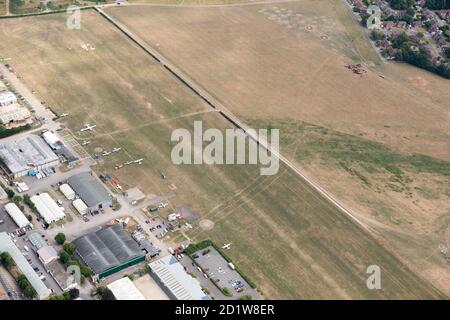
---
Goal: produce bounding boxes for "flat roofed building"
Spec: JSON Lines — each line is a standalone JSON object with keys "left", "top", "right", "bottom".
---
{"left": 37, "top": 246, "right": 58, "bottom": 265}
{"left": 0, "top": 232, "right": 50, "bottom": 299}
{"left": 149, "top": 255, "right": 209, "bottom": 300}
{"left": 0, "top": 103, "right": 31, "bottom": 124}
{"left": 0, "top": 91, "right": 17, "bottom": 106}
{"left": 5, "top": 202, "right": 30, "bottom": 228}
{"left": 0, "top": 135, "right": 59, "bottom": 178}
{"left": 107, "top": 277, "right": 145, "bottom": 300}
{"left": 73, "top": 224, "right": 145, "bottom": 280}
{"left": 68, "top": 172, "right": 112, "bottom": 211}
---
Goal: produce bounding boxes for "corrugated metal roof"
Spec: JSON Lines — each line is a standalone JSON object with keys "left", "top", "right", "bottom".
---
{"left": 149, "top": 255, "right": 209, "bottom": 300}
{"left": 68, "top": 172, "right": 111, "bottom": 208}
{"left": 73, "top": 224, "right": 144, "bottom": 275}
{"left": 0, "top": 232, "right": 50, "bottom": 299}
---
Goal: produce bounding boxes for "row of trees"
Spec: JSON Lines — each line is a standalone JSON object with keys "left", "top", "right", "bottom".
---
{"left": 17, "top": 274, "right": 37, "bottom": 299}
{"left": 55, "top": 233, "right": 93, "bottom": 284}
{"left": 426, "top": 0, "right": 450, "bottom": 9}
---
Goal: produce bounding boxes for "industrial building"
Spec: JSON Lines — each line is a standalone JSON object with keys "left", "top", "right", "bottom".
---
{"left": 42, "top": 131, "right": 79, "bottom": 165}
{"left": 0, "top": 232, "right": 50, "bottom": 299}
{"left": 31, "top": 193, "right": 65, "bottom": 224}
{"left": 72, "top": 198, "right": 88, "bottom": 216}
{"left": 73, "top": 224, "right": 145, "bottom": 281}
{"left": 0, "top": 135, "right": 59, "bottom": 178}
{"left": 107, "top": 277, "right": 145, "bottom": 300}
{"left": 36, "top": 246, "right": 59, "bottom": 265}
{"left": 0, "top": 91, "right": 17, "bottom": 106}
{"left": 5, "top": 202, "right": 30, "bottom": 228}
{"left": 68, "top": 172, "right": 112, "bottom": 211}
{"left": 59, "top": 183, "right": 76, "bottom": 200}
{"left": 0, "top": 103, "right": 31, "bottom": 124}
{"left": 148, "top": 255, "right": 210, "bottom": 300}
{"left": 28, "top": 231, "right": 48, "bottom": 250}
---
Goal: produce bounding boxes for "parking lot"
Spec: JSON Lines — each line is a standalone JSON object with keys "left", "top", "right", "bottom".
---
{"left": 192, "top": 246, "right": 260, "bottom": 300}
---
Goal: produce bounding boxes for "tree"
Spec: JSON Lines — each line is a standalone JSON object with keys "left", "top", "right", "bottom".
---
{"left": 5, "top": 188, "right": 15, "bottom": 199}
{"left": 101, "top": 287, "right": 115, "bottom": 300}
{"left": 23, "top": 286, "right": 37, "bottom": 299}
{"left": 0, "top": 252, "right": 13, "bottom": 269}
{"left": 59, "top": 250, "right": 70, "bottom": 264}
{"left": 69, "top": 288, "right": 80, "bottom": 300}
{"left": 55, "top": 233, "right": 66, "bottom": 245}
{"left": 27, "top": 215, "right": 32, "bottom": 222}
{"left": 63, "top": 243, "right": 76, "bottom": 255}
{"left": 13, "top": 195, "right": 22, "bottom": 205}
{"left": 80, "top": 265, "right": 93, "bottom": 277}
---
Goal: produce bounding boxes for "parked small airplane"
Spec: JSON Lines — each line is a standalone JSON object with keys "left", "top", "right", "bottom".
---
{"left": 111, "top": 147, "right": 121, "bottom": 153}
{"left": 102, "top": 151, "right": 112, "bottom": 156}
{"left": 81, "top": 141, "right": 90, "bottom": 146}
{"left": 60, "top": 113, "right": 69, "bottom": 117}
{"left": 185, "top": 222, "right": 193, "bottom": 229}
{"left": 222, "top": 243, "right": 232, "bottom": 250}
{"left": 80, "top": 124, "right": 96, "bottom": 132}
{"left": 133, "top": 158, "right": 144, "bottom": 164}
{"left": 159, "top": 202, "right": 169, "bottom": 208}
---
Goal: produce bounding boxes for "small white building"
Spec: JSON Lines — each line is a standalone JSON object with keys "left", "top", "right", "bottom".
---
{"left": 42, "top": 131, "right": 61, "bottom": 150}
{"left": 72, "top": 198, "right": 88, "bottom": 216}
{"left": 0, "top": 91, "right": 17, "bottom": 106}
{"left": 37, "top": 246, "right": 58, "bottom": 265}
{"left": 59, "top": 184, "right": 76, "bottom": 200}
{"left": 5, "top": 202, "right": 30, "bottom": 228}
{"left": 107, "top": 277, "right": 145, "bottom": 300}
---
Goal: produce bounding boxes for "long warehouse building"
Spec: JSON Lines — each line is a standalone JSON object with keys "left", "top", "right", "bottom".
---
{"left": 0, "top": 232, "right": 50, "bottom": 299}
{"left": 5, "top": 202, "right": 30, "bottom": 228}
{"left": 31, "top": 193, "right": 65, "bottom": 224}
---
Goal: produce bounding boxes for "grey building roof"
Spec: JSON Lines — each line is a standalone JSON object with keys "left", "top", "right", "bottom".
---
{"left": 0, "top": 135, "right": 59, "bottom": 175}
{"left": 73, "top": 224, "right": 144, "bottom": 275}
{"left": 67, "top": 172, "right": 111, "bottom": 208}
{"left": 28, "top": 232, "right": 47, "bottom": 250}
{"left": 0, "top": 232, "right": 50, "bottom": 299}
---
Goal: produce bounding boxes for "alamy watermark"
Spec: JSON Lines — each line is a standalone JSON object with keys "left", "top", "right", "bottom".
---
{"left": 366, "top": 265, "right": 381, "bottom": 290}
{"left": 170, "top": 121, "right": 279, "bottom": 175}
{"left": 66, "top": 5, "right": 81, "bottom": 30}
{"left": 366, "top": 5, "right": 382, "bottom": 30}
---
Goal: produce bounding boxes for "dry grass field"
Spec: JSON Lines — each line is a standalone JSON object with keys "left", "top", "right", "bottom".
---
{"left": 106, "top": 0, "right": 449, "bottom": 161}
{"left": 105, "top": 0, "right": 450, "bottom": 296}
{"left": 0, "top": 9, "right": 447, "bottom": 299}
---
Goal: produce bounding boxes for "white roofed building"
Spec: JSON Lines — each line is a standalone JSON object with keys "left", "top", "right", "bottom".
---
{"left": 30, "top": 193, "right": 65, "bottom": 224}
{"left": 0, "top": 91, "right": 17, "bottom": 106}
{"left": 72, "top": 198, "right": 88, "bottom": 216}
{"left": 0, "top": 135, "right": 59, "bottom": 178}
{"left": 0, "top": 232, "right": 50, "bottom": 299}
{"left": 42, "top": 131, "right": 61, "bottom": 150}
{"left": 5, "top": 202, "right": 30, "bottom": 228}
{"left": 59, "top": 184, "right": 75, "bottom": 200}
{"left": 107, "top": 277, "right": 145, "bottom": 300}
